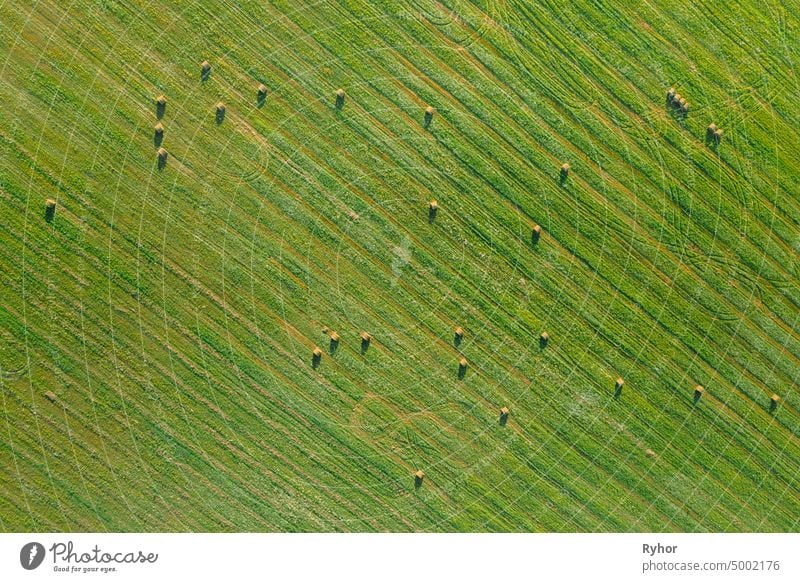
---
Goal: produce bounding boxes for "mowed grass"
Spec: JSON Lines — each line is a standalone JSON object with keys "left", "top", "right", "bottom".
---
{"left": 0, "top": 0, "right": 798, "bottom": 531}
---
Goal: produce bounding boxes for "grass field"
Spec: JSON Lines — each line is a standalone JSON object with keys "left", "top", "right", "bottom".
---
{"left": 1, "top": 0, "right": 798, "bottom": 531}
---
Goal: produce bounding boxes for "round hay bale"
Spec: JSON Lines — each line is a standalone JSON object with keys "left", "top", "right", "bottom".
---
{"left": 414, "top": 470, "right": 425, "bottom": 486}
{"left": 531, "top": 224, "right": 542, "bottom": 242}
{"left": 258, "top": 84, "right": 268, "bottom": 96}
{"left": 770, "top": 394, "right": 780, "bottom": 410}
{"left": 154, "top": 122, "right": 164, "bottom": 135}
{"left": 156, "top": 94, "right": 167, "bottom": 106}
{"left": 44, "top": 199, "right": 56, "bottom": 221}
{"left": 201, "top": 60, "right": 211, "bottom": 73}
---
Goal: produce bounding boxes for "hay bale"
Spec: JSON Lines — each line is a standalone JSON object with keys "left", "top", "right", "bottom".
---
{"left": 531, "top": 224, "right": 542, "bottom": 243}
{"left": 155, "top": 94, "right": 167, "bottom": 118}
{"left": 680, "top": 101, "right": 689, "bottom": 113}
{"left": 360, "top": 331, "right": 371, "bottom": 343}
{"left": 560, "top": 163, "right": 570, "bottom": 177}
{"left": 454, "top": 326, "right": 464, "bottom": 342}
{"left": 672, "top": 93, "right": 682, "bottom": 105}
{"left": 615, "top": 377, "right": 625, "bottom": 392}
{"left": 45, "top": 198, "right": 56, "bottom": 221}
{"left": 153, "top": 122, "right": 164, "bottom": 146}
{"left": 312, "top": 347, "right": 323, "bottom": 368}
{"left": 215, "top": 102, "right": 226, "bottom": 123}
{"left": 539, "top": 331, "right": 549, "bottom": 347}
{"left": 157, "top": 147, "right": 168, "bottom": 168}
{"left": 414, "top": 470, "right": 425, "bottom": 486}
{"left": 770, "top": 394, "right": 780, "bottom": 410}
{"left": 500, "top": 406, "right": 509, "bottom": 417}
{"left": 258, "top": 84, "right": 268, "bottom": 96}
{"left": 707, "top": 123, "right": 717, "bottom": 137}
{"left": 335, "top": 88, "right": 345, "bottom": 108}
{"left": 329, "top": 331, "right": 339, "bottom": 343}
{"left": 714, "top": 128, "right": 723, "bottom": 142}
{"left": 424, "top": 105, "right": 435, "bottom": 127}
{"left": 666, "top": 87, "right": 676, "bottom": 101}
{"left": 44, "top": 391, "right": 57, "bottom": 403}
{"left": 458, "top": 358, "right": 468, "bottom": 378}
{"left": 428, "top": 199, "right": 438, "bottom": 223}
{"left": 694, "top": 385, "right": 705, "bottom": 401}
{"left": 201, "top": 60, "right": 211, "bottom": 79}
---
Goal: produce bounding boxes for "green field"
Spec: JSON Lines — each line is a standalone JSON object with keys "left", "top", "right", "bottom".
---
{"left": 1, "top": 0, "right": 798, "bottom": 531}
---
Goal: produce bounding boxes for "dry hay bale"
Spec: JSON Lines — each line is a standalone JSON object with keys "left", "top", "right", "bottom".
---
{"left": 360, "top": 331, "right": 371, "bottom": 354}
{"left": 44, "top": 391, "right": 57, "bottom": 403}
{"left": 645, "top": 449, "right": 656, "bottom": 458}
{"left": 44, "top": 198, "right": 56, "bottom": 221}
{"left": 770, "top": 394, "right": 780, "bottom": 410}
{"left": 312, "top": 347, "right": 323, "bottom": 368}
{"left": 615, "top": 377, "right": 625, "bottom": 395}
{"left": 414, "top": 470, "right": 425, "bottom": 487}
{"left": 531, "top": 224, "right": 542, "bottom": 243}
{"left": 707, "top": 123, "right": 717, "bottom": 138}
{"left": 560, "top": 162, "right": 570, "bottom": 177}
{"left": 201, "top": 60, "right": 211, "bottom": 79}
{"left": 215, "top": 101, "right": 226, "bottom": 123}
{"left": 258, "top": 84, "right": 268, "bottom": 97}
{"left": 155, "top": 94, "right": 167, "bottom": 118}
{"left": 694, "top": 385, "right": 705, "bottom": 401}
{"left": 153, "top": 122, "right": 164, "bottom": 146}
{"left": 666, "top": 87, "right": 676, "bottom": 101}
{"left": 454, "top": 326, "right": 464, "bottom": 346}
{"left": 714, "top": 128, "right": 723, "bottom": 142}
{"left": 539, "top": 331, "right": 549, "bottom": 347}
{"left": 428, "top": 199, "right": 438, "bottom": 223}
{"left": 424, "top": 105, "right": 435, "bottom": 127}
{"left": 335, "top": 88, "right": 346, "bottom": 109}
{"left": 157, "top": 147, "right": 168, "bottom": 168}
{"left": 329, "top": 331, "right": 340, "bottom": 353}
{"left": 458, "top": 358, "right": 468, "bottom": 378}
{"left": 680, "top": 101, "right": 689, "bottom": 113}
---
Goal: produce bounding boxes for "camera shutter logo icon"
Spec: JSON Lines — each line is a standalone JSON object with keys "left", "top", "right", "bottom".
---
{"left": 20, "top": 542, "right": 46, "bottom": 570}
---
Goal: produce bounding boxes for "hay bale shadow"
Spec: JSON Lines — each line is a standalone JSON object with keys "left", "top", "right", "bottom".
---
{"left": 154, "top": 124, "right": 164, "bottom": 147}
{"left": 44, "top": 200, "right": 56, "bottom": 222}
{"left": 312, "top": 348, "right": 322, "bottom": 369}
{"left": 458, "top": 359, "right": 467, "bottom": 380}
